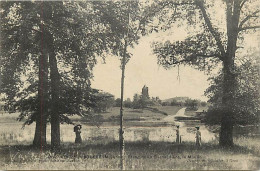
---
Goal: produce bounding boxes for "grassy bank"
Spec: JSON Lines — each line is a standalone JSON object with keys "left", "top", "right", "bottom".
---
{"left": 1, "top": 107, "right": 259, "bottom": 170}
{"left": 0, "top": 137, "right": 259, "bottom": 170}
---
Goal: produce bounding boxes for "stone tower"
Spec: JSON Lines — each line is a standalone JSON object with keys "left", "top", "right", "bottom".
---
{"left": 142, "top": 85, "right": 149, "bottom": 99}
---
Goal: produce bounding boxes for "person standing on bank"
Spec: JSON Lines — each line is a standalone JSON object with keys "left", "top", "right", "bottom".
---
{"left": 176, "top": 125, "right": 181, "bottom": 144}
{"left": 74, "top": 124, "right": 82, "bottom": 144}
{"left": 195, "top": 126, "right": 201, "bottom": 146}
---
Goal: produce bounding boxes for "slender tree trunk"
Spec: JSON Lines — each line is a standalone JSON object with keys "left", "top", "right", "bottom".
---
{"left": 48, "top": 35, "right": 61, "bottom": 149}
{"left": 33, "top": 47, "right": 48, "bottom": 148}
{"left": 119, "top": 38, "right": 127, "bottom": 170}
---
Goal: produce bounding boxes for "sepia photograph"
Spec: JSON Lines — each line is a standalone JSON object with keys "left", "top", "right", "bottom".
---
{"left": 0, "top": 0, "right": 259, "bottom": 170}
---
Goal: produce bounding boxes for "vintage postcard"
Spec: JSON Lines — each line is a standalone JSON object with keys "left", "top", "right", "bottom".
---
{"left": 0, "top": 0, "right": 259, "bottom": 170}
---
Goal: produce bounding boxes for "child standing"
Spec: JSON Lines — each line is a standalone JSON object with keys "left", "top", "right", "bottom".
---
{"left": 176, "top": 125, "right": 181, "bottom": 144}
{"left": 195, "top": 126, "right": 201, "bottom": 146}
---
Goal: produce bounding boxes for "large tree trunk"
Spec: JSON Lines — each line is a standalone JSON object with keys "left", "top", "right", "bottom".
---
{"left": 219, "top": 60, "right": 235, "bottom": 146}
{"left": 219, "top": 0, "right": 241, "bottom": 147}
{"left": 219, "top": 59, "right": 236, "bottom": 147}
{"left": 219, "top": 114, "right": 234, "bottom": 146}
{"left": 33, "top": 47, "right": 48, "bottom": 148}
{"left": 49, "top": 45, "right": 61, "bottom": 149}
{"left": 33, "top": 113, "right": 47, "bottom": 148}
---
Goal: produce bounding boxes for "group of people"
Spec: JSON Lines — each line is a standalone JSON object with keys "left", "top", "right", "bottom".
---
{"left": 175, "top": 125, "right": 201, "bottom": 146}
{"left": 73, "top": 124, "right": 202, "bottom": 146}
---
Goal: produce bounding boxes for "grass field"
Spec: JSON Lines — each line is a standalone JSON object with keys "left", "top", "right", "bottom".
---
{"left": 0, "top": 107, "right": 260, "bottom": 170}
{"left": 100, "top": 106, "right": 181, "bottom": 121}
{"left": 0, "top": 106, "right": 182, "bottom": 146}
{"left": 0, "top": 138, "right": 259, "bottom": 170}
{"left": 73, "top": 106, "right": 182, "bottom": 127}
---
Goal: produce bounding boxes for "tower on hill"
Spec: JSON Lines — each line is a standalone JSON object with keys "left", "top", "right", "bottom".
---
{"left": 142, "top": 85, "right": 149, "bottom": 99}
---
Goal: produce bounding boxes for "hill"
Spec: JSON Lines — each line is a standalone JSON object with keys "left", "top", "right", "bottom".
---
{"left": 162, "top": 97, "right": 189, "bottom": 103}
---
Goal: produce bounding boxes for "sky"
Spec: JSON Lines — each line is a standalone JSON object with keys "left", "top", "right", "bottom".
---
{"left": 91, "top": 14, "right": 259, "bottom": 102}
{"left": 90, "top": 0, "right": 260, "bottom": 102}
{"left": 91, "top": 28, "right": 211, "bottom": 101}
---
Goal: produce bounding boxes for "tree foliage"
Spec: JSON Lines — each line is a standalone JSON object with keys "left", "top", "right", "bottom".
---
{"left": 151, "top": 0, "right": 260, "bottom": 146}
{"left": 0, "top": 1, "right": 123, "bottom": 147}
{"left": 0, "top": 1, "right": 108, "bottom": 120}
{"left": 205, "top": 53, "right": 260, "bottom": 125}
{"left": 93, "top": 92, "right": 115, "bottom": 113}
{"left": 1, "top": 1, "right": 159, "bottom": 149}
{"left": 185, "top": 99, "right": 200, "bottom": 111}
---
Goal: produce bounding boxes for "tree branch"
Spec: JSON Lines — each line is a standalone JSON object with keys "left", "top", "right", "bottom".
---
{"left": 240, "top": 0, "right": 249, "bottom": 10}
{"left": 195, "top": 0, "right": 225, "bottom": 57}
{"left": 163, "top": 53, "right": 221, "bottom": 66}
{"left": 169, "top": 2, "right": 195, "bottom": 6}
{"left": 239, "top": 10, "right": 260, "bottom": 29}
{"left": 239, "top": 25, "right": 260, "bottom": 31}
{"left": 164, "top": 58, "right": 193, "bottom": 65}
{"left": 133, "top": 1, "right": 172, "bottom": 37}
{"left": 31, "top": 28, "right": 42, "bottom": 33}
{"left": 133, "top": 1, "right": 194, "bottom": 37}
{"left": 195, "top": 53, "right": 222, "bottom": 59}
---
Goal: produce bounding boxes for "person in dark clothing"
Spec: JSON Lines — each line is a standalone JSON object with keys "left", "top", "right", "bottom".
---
{"left": 176, "top": 125, "right": 181, "bottom": 144}
{"left": 74, "top": 124, "right": 82, "bottom": 144}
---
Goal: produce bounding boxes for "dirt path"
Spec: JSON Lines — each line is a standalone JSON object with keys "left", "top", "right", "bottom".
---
{"left": 162, "top": 107, "right": 186, "bottom": 124}
{"left": 161, "top": 107, "right": 216, "bottom": 143}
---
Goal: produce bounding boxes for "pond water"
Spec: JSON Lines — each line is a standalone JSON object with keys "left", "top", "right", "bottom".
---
{"left": 0, "top": 108, "right": 218, "bottom": 145}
